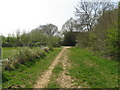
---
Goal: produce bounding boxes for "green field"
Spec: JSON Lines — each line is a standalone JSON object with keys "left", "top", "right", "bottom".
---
{"left": 2, "top": 47, "right": 41, "bottom": 59}
{"left": 2, "top": 47, "right": 61, "bottom": 88}
{"left": 68, "top": 47, "right": 119, "bottom": 88}
{"left": 2, "top": 47, "right": 18, "bottom": 59}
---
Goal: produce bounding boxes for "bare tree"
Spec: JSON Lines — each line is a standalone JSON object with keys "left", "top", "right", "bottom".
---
{"left": 74, "top": 0, "right": 115, "bottom": 31}
{"left": 37, "top": 24, "right": 58, "bottom": 36}
{"left": 62, "top": 17, "right": 77, "bottom": 33}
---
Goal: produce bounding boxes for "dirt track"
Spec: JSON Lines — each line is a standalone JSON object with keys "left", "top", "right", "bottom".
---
{"left": 34, "top": 46, "right": 80, "bottom": 88}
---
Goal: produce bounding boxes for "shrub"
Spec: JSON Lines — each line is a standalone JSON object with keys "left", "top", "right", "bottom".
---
{"left": 12, "top": 47, "right": 32, "bottom": 64}
{"left": 88, "top": 8, "right": 119, "bottom": 60}
{"left": 76, "top": 32, "right": 89, "bottom": 48}
{"left": 106, "top": 27, "right": 119, "bottom": 60}
{"left": 3, "top": 46, "right": 52, "bottom": 70}
{"left": 48, "top": 45, "right": 54, "bottom": 51}
{"left": 32, "top": 47, "right": 46, "bottom": 58}
{"left": 3, "top": 60, "right": 15, "bottom": 71}
{"left": 62, "top": 31, "right": 76, "bottom": 46}
{"left": 43, "top": 47, "right": 49, "bottom": 52}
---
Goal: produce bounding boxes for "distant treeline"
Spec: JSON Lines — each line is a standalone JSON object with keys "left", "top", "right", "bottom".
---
{"left": 1, "top": 24, "right": 61, "bottom": 47}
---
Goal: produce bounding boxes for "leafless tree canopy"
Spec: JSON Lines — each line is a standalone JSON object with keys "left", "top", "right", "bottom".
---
{"left": 62, "top": 17, "right": 77, "bottom": 32}
{"left": 37, "top": 24, "right": 58, "bottom": 36}
{"left": 74, "top": 0, "right": 116, "bottom": 31}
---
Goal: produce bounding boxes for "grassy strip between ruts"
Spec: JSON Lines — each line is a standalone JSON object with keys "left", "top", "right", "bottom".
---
{"left": 47, "top": 63, "right": 63, "bottom": 88}
{"left": 2, "top": 48, "right": 61, "bottom": 88}
{"left": 68, "top": 47, "right": 119, "bottom": 88}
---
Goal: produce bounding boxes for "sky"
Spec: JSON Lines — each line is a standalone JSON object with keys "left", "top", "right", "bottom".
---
{"left": 0, "top": 0, "right": 79, "bottom": 36}
{"left": 0, "top": 0, "right": 119, "bottom": 36}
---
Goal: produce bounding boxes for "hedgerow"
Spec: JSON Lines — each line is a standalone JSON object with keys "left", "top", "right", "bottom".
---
{"left": 2, "top": 46, "right": 53, "bottom": 71}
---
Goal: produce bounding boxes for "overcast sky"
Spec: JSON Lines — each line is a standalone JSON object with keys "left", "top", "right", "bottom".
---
{"left": 0, "top": 0, "right": 118, "bottom": 36}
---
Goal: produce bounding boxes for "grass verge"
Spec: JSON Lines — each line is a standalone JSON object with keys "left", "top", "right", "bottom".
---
{"left": 2, "top": 48, "right": 61, "bottom": 88}
{"left": 68, "top": 47, "right": 119, "bottom": 88}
